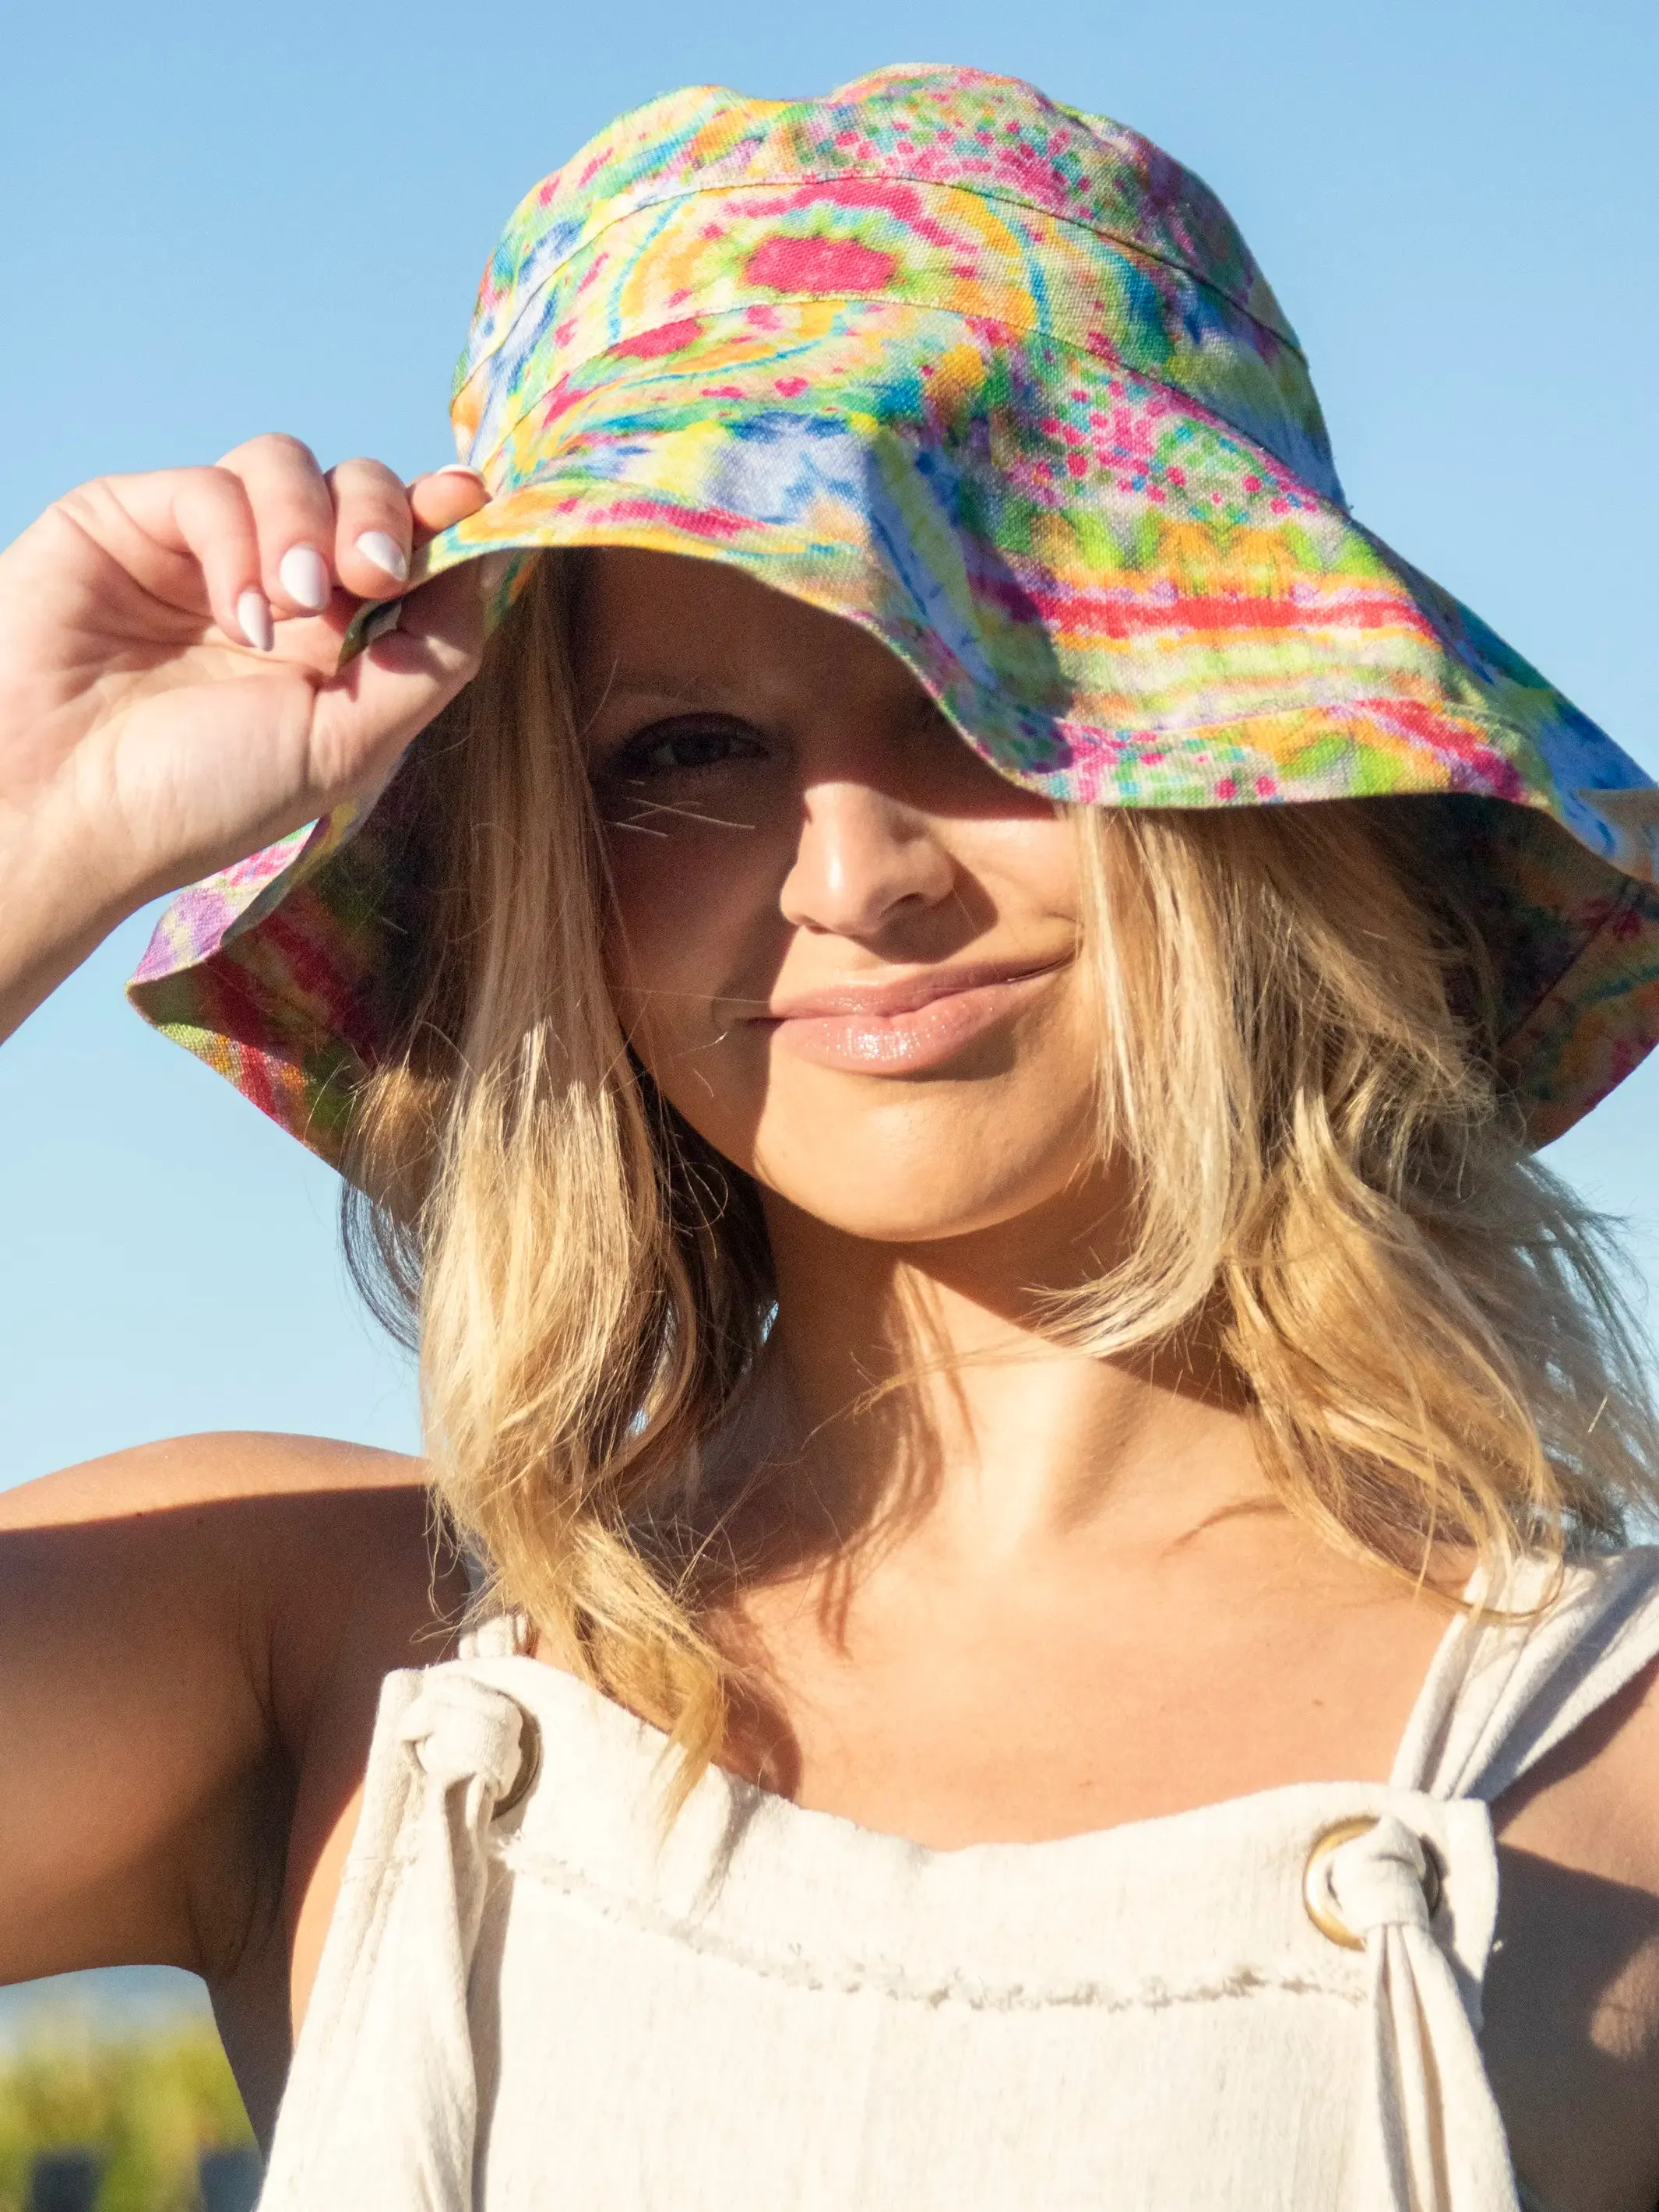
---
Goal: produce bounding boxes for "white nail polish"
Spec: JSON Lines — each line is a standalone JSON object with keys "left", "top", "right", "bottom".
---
{"left": 356, "top": 530, "right": 410, "bottom": 583}
{"left": 435, "top": 464, "right": 487, "bottom": 482}
{"left": 236, "top": 587, "right": 274, "bottom": 653}
{"left": 278, "top": 544, "right": 331, "bottom": 611}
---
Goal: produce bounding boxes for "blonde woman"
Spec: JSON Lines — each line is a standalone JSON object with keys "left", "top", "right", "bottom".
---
{"left": 3, "top": 64, "right": 1659, "bottom": 2212}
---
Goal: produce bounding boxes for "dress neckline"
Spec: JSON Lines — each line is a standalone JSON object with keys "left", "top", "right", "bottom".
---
{"left": 460, "top": 1548, "right": 1608, "bottom": 1860}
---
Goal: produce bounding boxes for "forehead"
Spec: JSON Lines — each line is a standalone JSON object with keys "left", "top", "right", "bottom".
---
{"left": 571, "top": 546, "right": 935, "bottom": 713}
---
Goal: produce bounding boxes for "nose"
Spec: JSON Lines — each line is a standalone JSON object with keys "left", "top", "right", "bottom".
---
{"left": 779, "top": 779, "right": 956, "bottom": 937}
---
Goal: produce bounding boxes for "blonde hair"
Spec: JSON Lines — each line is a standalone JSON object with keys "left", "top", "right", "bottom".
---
{"left": 346, "top": 553, "right": 1659, "bottom": 1785}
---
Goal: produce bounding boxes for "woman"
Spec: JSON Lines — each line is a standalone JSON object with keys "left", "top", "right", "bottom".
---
{"left": 4, "top": 61, "right": 1659, "bottom": 2212}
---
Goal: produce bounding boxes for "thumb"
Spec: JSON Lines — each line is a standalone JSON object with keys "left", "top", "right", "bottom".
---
{"left": 308, "top": 556, "right": 491, "bottom": 808}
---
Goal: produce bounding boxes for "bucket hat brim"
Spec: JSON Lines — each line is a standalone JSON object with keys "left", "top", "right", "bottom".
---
{"left": 129, "top": 121, "right": 1659, "bottom": 1160}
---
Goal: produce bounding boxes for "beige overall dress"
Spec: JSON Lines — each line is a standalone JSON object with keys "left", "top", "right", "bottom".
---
{"left": 255, "top": 1548, "right": 1659, "bottom": 2210}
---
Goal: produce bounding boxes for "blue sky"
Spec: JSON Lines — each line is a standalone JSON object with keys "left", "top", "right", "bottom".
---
{"left": 3, "top": 0, "right": 1656, "bottom": 1488}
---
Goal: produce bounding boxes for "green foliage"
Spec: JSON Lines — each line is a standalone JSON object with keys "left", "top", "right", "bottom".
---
{"left": 0, "top": 2017, "right": 252, "bottom": 2212}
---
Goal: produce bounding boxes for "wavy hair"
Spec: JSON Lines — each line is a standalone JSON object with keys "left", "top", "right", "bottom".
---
{"left": 345, "top": 552, "right": 1659, "bottom": 1789}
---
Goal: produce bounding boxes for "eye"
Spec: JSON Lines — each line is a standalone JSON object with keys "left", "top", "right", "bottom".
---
{"left": 601, "top": 714, "right": 770, "bottom": 782}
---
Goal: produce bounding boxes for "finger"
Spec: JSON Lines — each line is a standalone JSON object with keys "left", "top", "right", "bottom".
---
{"left": 76, "top": 465, "right": 270, "bottom": 650}
{"left": 409, "top": 467, "right": 490, "bottom": 544}
{"left": 326, "top": 456, "right": 415, "bottom": 599}
{"left": 215, "top": 433, "right": 340, "bottom": 621}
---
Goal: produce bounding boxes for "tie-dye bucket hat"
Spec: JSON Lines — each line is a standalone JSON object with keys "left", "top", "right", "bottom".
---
{"left": 130, "top": 64, "right": 1659, "bottom": 1158}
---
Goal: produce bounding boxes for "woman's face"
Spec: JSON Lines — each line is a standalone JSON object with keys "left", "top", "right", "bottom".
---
{"left": 577, "top": 548, "right": 1101, "bottom": 1245}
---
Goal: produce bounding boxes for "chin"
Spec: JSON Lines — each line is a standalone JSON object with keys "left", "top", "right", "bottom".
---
{"left": 746, "top": 1094, "right": 1096, "bottom": 1247}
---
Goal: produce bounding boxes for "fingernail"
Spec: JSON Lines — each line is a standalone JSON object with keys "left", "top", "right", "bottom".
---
{"left": 236, "top": 587, "right": 274, "bottom": 652}
{"left": 356, "top": 530, "right": 410, "bottom": 583}
{"left": 278, "top": 544, "right": 331, "bottom": 611}
{"left": 435, "top": 464, "right": 487, "bottom": 483}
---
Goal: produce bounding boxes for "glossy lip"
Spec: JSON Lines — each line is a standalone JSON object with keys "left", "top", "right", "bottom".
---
{"left": 750, "top": 956, "right": 1071, "bottom": 1075}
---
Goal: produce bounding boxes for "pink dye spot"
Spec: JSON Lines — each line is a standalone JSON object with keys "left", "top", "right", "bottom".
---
{"left": 612, "top": 317, "right": 702, "bottom": 360}
{"left": 1167, "top": 467, "right": 1186, "bottom": 488}
{"left": 1255, "top": 776, "right": 1277, "bottom": 798}
{"left": 1270, "top": 497, "right": 1290, "bottom": 515}
{"left": 1066, "top": 453, "right": 1087, "bottom": 478}
{"left": 1216, "top": 777, "right": 1239, "bottom": 801}
{"left": 746, "top": 234, "right": 900, "bottom": 293}
{"left": 775, "top": 376, "right": 809, "bottom": 396}
{"left": 1244, "top": 474, "right": 1263, "bottom": 493}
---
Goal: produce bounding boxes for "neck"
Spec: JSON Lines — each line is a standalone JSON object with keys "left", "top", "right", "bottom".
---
{"left": 743, "top": 1185, "right": 1268, "bottom": 1577}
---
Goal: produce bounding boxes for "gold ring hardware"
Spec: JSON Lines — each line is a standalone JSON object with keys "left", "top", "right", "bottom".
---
{"left": 1301, "top": 1816, "right": 1442, "bottom": 1951}
{"left": 492, "top": 1704, "right": 542, "bottom": 1819}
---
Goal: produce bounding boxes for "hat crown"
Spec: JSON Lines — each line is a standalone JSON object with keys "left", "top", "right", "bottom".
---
{"left": 454, "top": 65, "right": 1341, "bottom": 503}
{"left": 465, "top": 67, "right": 1298, "bottom": 358}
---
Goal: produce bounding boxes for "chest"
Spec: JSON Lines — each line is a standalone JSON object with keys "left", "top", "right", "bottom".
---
{"left": 722, "top": 1566, "right": 1459, "bottom": 1848}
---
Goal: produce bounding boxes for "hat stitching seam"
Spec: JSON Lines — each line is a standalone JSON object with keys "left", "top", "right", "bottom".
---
{"left": 458, "top": 171, "right": 1302, "bottom": 403}
{"left": 465, "top": 298, "right": 1337, "bottom": 512}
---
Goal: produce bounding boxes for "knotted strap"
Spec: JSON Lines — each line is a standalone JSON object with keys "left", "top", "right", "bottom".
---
{"left": 1312, "top": 1816, "right": 1516, "bottom": 2212}
{"left": 382, "top": 1675, "right": 536, "bottom": 2212}
{"left": 255, "top": 1668, "right": 538, "bottom": 2212}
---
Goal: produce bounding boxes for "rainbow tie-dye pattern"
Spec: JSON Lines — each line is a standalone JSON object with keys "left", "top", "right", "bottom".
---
{"left": 131, "top": 65, "right": 1659, "bottom": 1155}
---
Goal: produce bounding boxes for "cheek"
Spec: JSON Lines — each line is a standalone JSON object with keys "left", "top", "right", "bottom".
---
{"left": 601, "top": 826, "right": 783, "bottom": 1131}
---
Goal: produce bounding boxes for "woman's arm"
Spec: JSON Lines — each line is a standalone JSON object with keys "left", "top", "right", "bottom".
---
{"left": 0, "top": 442, "right": 486, "bottom": 2028}
{"left": 0, "top": 1436, "right": 447, "bottom": 1985}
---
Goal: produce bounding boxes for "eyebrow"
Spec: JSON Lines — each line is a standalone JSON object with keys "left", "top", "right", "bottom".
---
{"left": 583, "top": 668, "right": 749, "bottom": 713}
{"left": 578, "top": 657, "right": 953, "bottom": 746}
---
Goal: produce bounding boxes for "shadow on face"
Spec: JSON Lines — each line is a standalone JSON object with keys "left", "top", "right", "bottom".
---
{"left": 572, "top": 546, "right": 1111, "bottom": 1258}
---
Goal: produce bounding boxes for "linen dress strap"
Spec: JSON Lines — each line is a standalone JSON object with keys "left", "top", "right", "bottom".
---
{"left": 1393, "top": 1546, "right": 1659, "bottom": 1802}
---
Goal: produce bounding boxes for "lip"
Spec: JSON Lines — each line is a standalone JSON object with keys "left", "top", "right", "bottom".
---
{"left": 752, "top": 958, "right": 1069, "bottom": 1075}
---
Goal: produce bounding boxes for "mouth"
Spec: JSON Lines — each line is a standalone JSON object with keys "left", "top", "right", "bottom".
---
{"left": 750, "top": 957, "right": 1072, "bottom": 1075}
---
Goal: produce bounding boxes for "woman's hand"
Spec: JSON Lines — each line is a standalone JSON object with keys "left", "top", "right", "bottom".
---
{"left": 0, "top": 435, "right": 491, "bottom": 1036}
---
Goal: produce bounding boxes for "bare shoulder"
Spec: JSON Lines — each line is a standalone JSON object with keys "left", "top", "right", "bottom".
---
{"left": 1483, "top": 1612, "right": 1659, "bottom": 2212}
{"left": 1, "top": 1428, "right": 465, "bottom": 1735}
{"left": 0, "top": 1426, "right": 431, "bottom": 1527}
